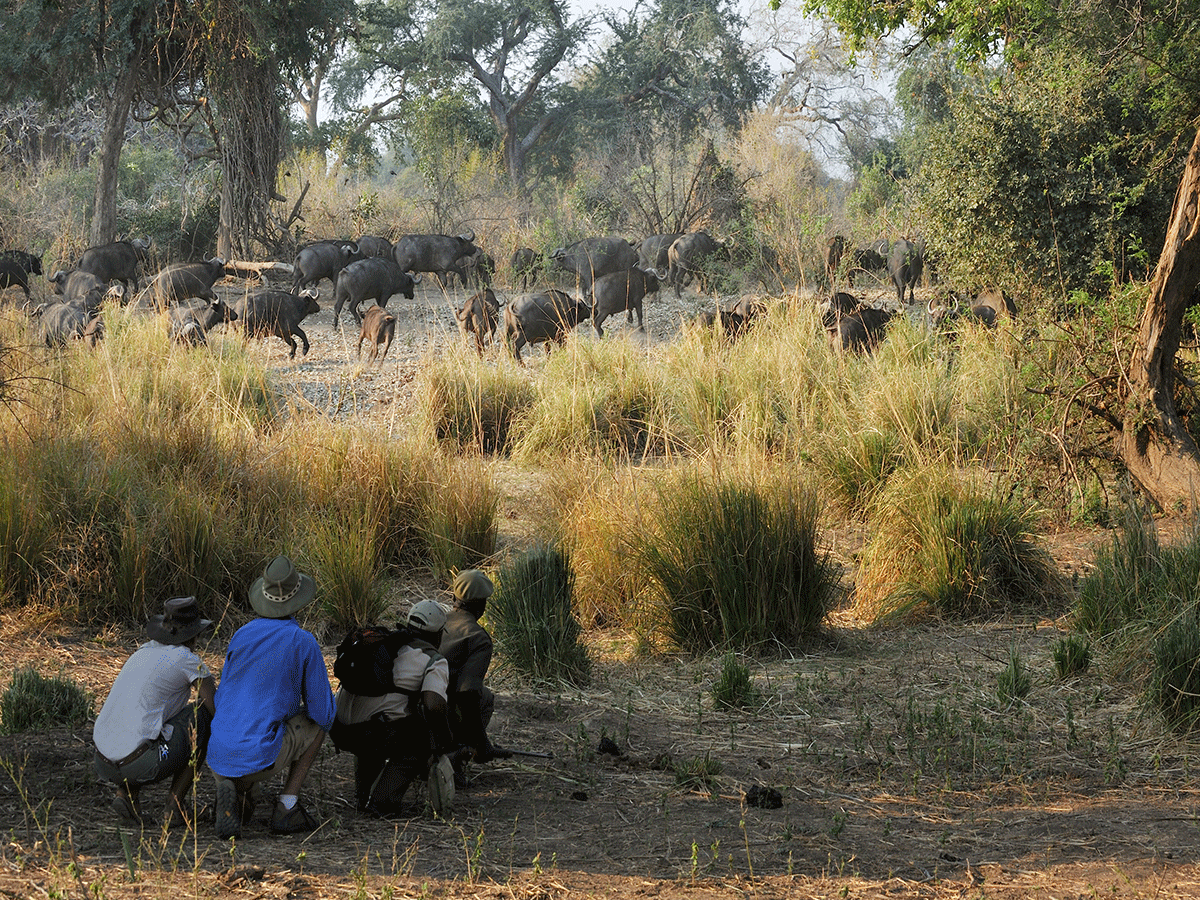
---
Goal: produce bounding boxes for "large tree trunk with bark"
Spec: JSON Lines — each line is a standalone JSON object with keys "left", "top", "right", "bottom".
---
{"left": 90, "top": 63, "right": 137, "bottom": 245}
{"left": 1120, "top": 126, "right": 1200, "bottom": 513}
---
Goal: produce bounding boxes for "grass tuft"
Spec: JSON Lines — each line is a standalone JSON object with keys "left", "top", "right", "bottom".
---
{"left": 711, "top": 652, "right": 762, "bottom": 711}
{"left": 490, "top": 546, "right": 591, "bottom": 686}
{"left": 0, "top": 667, "right": 93, "bottom": 734}
{"left": 633, "top": 466, "right": 836, "bottom": 652}
{"left": 858, "top": 466, "right": 1065, "bottom": 622}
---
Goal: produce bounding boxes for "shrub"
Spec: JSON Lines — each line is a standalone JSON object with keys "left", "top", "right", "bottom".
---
{"left": 512, "top": 340, "right": 678, "bottom": 462}
{"left": 858, "top": 467, "right": 1065, "bottom": 622}
{"left": 1150, "top": 607, "right": 1200, "bottom": 732}
{"left": 554, "top": 467, "right": 650, "bottom": 631}
{"left": 1052, "top": 634, "right": 1092, "bottom": 678}
{"left": 633, "top": 467, "right": 836, "bottom": 652}
{"left": 1074, "top": 505, "right": 1198, "bottom": 642}
{"left": 0, "top": 667, "right": 93, "bottom": 733}
{"left": 490, "top": 546, "right": 591, "bottom": 686}
{"left": 711, "top": 652, "right": 762, "bottom": 711}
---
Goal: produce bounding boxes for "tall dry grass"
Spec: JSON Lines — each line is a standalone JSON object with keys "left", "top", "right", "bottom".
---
{"left": 0, "top": 309, "right": 496, "bottom": 629}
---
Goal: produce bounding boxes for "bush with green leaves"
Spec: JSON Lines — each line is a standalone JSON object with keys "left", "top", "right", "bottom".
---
{"left": 0, "top": 667, "right": 92, "bottom": 733}
{"left": 633, "top": 467, "right": 836, "bottom": 652}
{"left": 491, "top": 546, "right": 591, "bottom": 686}
{"left": 858, "top": 467, "right": 1065, "bottom": 622}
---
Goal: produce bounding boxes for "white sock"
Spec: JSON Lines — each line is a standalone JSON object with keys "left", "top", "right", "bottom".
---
{"left": 279, "top": 794, "right": 298, "bottom": 810}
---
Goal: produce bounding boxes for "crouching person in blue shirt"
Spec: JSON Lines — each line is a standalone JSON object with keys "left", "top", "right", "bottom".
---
{"left": 207, "top": 556, "right": 336, "bottom": 838}
{"left": 93, "top": 596, "right": 216, "bottom": 829}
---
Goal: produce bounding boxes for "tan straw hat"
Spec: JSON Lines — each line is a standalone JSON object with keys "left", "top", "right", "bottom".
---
{"left": 248, "top": 555, "right": 317, "bottom": 618}
{"left": 146, "top": 596, "right": 212, "bottom": 645}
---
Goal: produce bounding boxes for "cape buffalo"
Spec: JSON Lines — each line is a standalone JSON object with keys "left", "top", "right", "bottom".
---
{"left": 333, "top": 257, "right": 419, "bottom": 327}
{"left": 510, "top": 247, "right": 542, "bottom": 290}
{"left": 293, "top": 240, "right": 363, "bottom": 294}
{"left": 0, "top": 250, "right": 43, "bottom": 300}
{"left": 393, "top": 233, "right": 481, "bottom": 284}
{"left": 139, "top": 258, "right": 227, "bottom": 310}
{"left": 77, "top": 237, "right": 152, "bottom": 295}
{"left": 591, "top": 267, "right": 661, "bottom": 337}
{"left": 235, "top": 288, "right": 321, "bottom": 358}
{"left": 504, "top": 290, "right": 591, "bottom": 363}
{"left": 550, "top": 236, "right": 637, "bottom": 292}
{"left": 358, "top": 305, "right": 396, "bottom": 363}
{"left": 456, "top": 289, "right": 501, "bottom": 356}
{"left": 667, "top": 232, "right": 728, "bottom": 298}
{"left": 889, "top": 238, "right": 925, "bottom": 306}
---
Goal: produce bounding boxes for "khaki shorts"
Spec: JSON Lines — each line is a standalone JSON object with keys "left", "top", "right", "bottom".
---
{"left": 240, "top": 713, "right": 323, "bottom": 785}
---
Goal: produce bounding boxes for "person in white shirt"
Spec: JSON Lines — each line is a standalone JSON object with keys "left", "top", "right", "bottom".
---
{"left": 93, "top": 596, "right": 216, "bottom": 828}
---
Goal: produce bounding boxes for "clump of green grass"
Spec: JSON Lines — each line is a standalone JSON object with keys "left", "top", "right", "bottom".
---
{"left": 417, "top": 351, "right": 535, "bottom": 454}
{"left": 858, "top": 466, "right": 1065, "bottom": 622}
{"left": 0, "top": 667, "right": 93, "bottom": 733}
{"left": 814, "top": 425, "right": 904, "bottom": 516}
{"left": 1150, "top": 606, "right": 1200, "bottom": 732}
{"left": 997, "top": 646, "right": 1032, "bottom": 705}
{"left": 1074, "top": 504, "right": 1199, "bottom": 643}
{"left": 674, "top": 753, "right": 722, "bottom": 791}
{"left": 633, "top": 466, "right": 836, "bottom": 652}
{"left": 490, "top": 546, "right": 591, "bottom": 686}
{"left": 711, "top": 652, "right": 762, "bottom": 711}
{"left": 1053, "top": 634, "right": 1092, "bottom": 678}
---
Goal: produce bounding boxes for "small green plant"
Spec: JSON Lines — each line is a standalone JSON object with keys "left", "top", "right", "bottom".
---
{"left": 1052, "top": 634, "right": 1092, "bottom": 678}
{"left": 997, "top": 647, "right": 1032, "bottom": 705}
{"left": 0, "top": 667, "right": 93, "bottom": 733}
{"left": 490, "top": 546, "right": 591, "bottom": 685}
{"left": 711, "top": 652, "right": 762, "bottom": 711}
{"left": 673, "top": 753, "right": 722, "bottom": 792}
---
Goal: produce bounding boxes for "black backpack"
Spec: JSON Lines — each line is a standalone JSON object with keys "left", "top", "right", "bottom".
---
{"left": 333, "top": 625, "right": 417, "bottom": 696}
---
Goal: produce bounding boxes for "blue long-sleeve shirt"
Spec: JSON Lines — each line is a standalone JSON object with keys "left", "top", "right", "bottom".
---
{"left": 208, "top": 617, "right": 336, "bottom": 778}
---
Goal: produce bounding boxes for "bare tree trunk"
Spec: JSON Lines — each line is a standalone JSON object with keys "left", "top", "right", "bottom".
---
{"left": 1120, "top": 126, "right": 1200, "bottom": 513}
{"left": 90, "top": 64, "right": 137, "bottom": 245}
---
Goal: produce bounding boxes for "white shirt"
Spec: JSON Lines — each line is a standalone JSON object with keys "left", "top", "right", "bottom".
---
{"left": 336, "top": 643, "right": 449, "bottom": 724}
{"left": 93, "top": 640, "right": 212, "bottom": 761}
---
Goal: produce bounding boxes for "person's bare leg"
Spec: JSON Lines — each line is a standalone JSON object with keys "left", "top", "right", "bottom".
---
{"left": 282, "top": 730, "right": 325, "bottom": 797}
{"left": 167, "top": 765, "right": 195, "bottom": 823}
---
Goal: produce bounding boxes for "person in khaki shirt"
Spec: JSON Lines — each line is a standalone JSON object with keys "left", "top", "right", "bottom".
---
{"left": 439, "top": 570, "right": 512, "bottom": 784}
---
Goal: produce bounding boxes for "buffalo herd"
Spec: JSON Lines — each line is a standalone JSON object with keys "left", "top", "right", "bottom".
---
{"left": 0, "top": 228, "right": 1016, "bottom": 360}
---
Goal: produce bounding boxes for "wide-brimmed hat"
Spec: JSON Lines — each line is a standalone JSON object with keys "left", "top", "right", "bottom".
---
{"left": 146, "top": 596, "right": 212, "bottom": 645}
{"left": 248, "top": 555, "right": 316, "bottom": 618}
{"left": 452, "top": 569, "right": 494, "bottom": 604}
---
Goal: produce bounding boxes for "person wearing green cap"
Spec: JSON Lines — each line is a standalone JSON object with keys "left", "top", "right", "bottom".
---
{"left": 207, "top": 555, "right": 335, "bottom": 839}
{"left": 439, "top": 569, "right": 511, "bottom": 782}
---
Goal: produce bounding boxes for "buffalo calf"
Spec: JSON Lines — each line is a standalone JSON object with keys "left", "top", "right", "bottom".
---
{"left": 357, "top": 305, "right": 396, "bottom": 363}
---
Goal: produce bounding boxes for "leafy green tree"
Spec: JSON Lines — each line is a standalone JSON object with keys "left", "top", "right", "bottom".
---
{"left": 0, "top": 0, "right": 349, "bottom": 254}
{"left": 573, "top": 0, "right": 768, "bottom": 234}
{"left": 338, "top": 0, "right": 589, "bottom": 193}
{"left": 804, "top": 0, "right": 1200, "bottom": 514}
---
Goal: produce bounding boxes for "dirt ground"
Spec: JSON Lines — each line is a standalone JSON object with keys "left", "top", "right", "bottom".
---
{"left": 3, "top": 273, "right": 1200, "bottom": 899}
